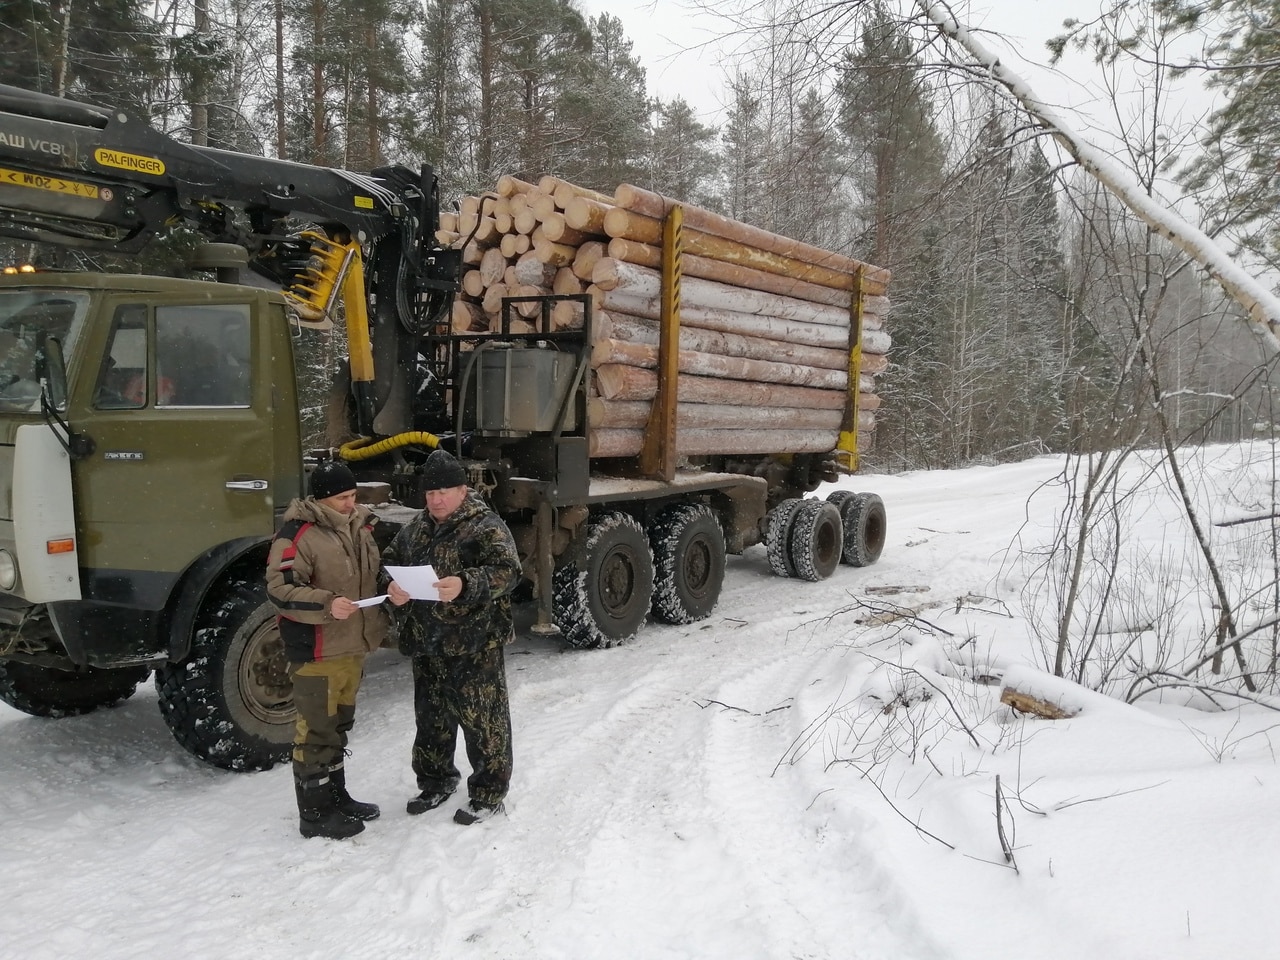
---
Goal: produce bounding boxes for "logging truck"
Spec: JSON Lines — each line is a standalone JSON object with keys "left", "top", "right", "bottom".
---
{"left": 0, "top": 82, "right": 888, "bottom": 771}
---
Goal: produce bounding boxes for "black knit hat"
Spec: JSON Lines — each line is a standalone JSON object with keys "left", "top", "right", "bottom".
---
{"left": 309, "top": 460, "right": 358, "bottom": 500}
{"left": 420, "top": 449, "right": 467, "bottom": 491}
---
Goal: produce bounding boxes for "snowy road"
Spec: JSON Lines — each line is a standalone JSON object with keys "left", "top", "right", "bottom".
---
{"left": 5, "top": 453, "right": 1276, "bottom": 960}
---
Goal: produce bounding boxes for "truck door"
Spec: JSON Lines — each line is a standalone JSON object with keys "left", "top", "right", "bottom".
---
{"left": 74, "top": 298, "right": 275, "bottom": 605}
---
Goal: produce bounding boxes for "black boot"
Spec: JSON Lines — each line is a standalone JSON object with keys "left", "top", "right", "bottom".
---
{"left": 294, "top": 769, "right": 364, "bottom": 840}
{"left": 330, "top": 763, "right": 380, "bottom": 821}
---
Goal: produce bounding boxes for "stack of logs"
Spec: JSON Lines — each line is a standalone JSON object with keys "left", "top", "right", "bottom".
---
{"left": 437, "top": 175, "right": 891, "bottom": 460}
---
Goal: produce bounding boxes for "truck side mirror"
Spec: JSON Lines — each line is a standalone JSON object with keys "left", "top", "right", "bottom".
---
{"left": 39, "top": 335, "right": 68, "bottom": 410}
{"left": 39, "top": 336, "right": 95, "bottom": 459}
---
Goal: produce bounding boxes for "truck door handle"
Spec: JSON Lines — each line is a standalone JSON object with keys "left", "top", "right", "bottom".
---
{"left": 226, "top": 479, "right": 269, "bottom": 491}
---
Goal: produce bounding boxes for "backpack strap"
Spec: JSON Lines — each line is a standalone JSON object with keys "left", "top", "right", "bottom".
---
{"left": 274, "top": 519, "right": 314, "bottom": 585}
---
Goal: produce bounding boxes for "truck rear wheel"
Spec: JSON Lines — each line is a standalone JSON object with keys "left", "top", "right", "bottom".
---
{"left": 787, "top": 499, "right": 844, "bottom": 582}
{"left": 650, "top": 503, "right": 726, "bottom": 624}
{"left": 553, "top": 512, "right": 654, "bottom": 649}
{"left": 766, "top": 498, "right": 805, "bottom": 578}
{"left": 828, "top": 491, "right": 887, "bottom": 566}
{"left": 0, "top": 661, "right": 149, "bottom": 717}
{"left": 154, "top": 577, "right": 294, "bottom": 771}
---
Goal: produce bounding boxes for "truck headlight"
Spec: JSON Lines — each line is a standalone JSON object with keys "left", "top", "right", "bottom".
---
{"left": 0, "top": 549, "right": 16, "bottom": 590}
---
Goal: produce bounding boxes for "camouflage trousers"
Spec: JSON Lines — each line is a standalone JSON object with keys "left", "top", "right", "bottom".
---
{"left": 410, "top": 645, "right": 512, "bottom": 807}
{"left": 288, "top": 654, "right": 366, "bottom": 776}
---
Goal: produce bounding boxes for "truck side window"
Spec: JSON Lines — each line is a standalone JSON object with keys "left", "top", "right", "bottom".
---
{"left": 155, "top": 304, "right": 251, "bottom": 407}
{"left": 93, "top": 305, "right": 149, "bottom": 410}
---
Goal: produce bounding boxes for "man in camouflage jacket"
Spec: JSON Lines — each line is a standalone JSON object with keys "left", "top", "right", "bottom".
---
{"left": 385, "top": 448, "right": 522, "bottom": 825}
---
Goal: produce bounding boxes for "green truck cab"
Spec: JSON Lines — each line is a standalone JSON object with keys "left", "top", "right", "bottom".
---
{"left": 0, "top": 272, "right": 303, "bottom": 769}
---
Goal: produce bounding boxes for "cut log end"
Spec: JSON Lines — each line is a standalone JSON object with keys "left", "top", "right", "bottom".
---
{"left": 999, "top": 687, "right": 1078, "bottom": 720}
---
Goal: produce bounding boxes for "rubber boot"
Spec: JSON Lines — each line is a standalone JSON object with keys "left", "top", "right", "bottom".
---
{"left": 295, "top": 769, "right": 364, "bottom": 840}
{"left": 330, "top": 763, "right": 380, "bottom": 821}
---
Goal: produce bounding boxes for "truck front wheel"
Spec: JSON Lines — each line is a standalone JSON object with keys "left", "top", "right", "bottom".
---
{"left": 650, "top": 503, "right": 726, "bottom": 624}
{"left": 0, "top": 661, "right": 149, "bottom": 717}
{"left": 553, "top": 512, "right": 654, "bottom": 649}
{"left": 154, "top": 577, "right": 294, "bottom": 771}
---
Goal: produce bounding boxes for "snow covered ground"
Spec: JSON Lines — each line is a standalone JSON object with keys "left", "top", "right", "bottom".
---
{"left": 4, "top": 445, "right": 1278, "bottom": 960}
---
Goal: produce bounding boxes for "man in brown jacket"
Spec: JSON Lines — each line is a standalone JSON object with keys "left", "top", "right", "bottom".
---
{"left": 267, "top": 460, "right": 390, "bottom": 840}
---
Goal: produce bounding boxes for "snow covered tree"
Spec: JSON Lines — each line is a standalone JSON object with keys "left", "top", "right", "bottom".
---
{"left": 644, "top": 97, "right": 721, "bottom": 209}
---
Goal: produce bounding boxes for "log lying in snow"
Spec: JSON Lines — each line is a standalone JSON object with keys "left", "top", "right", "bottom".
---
{"left": 999, "top": 687, "right": 1079, "bottom": 720}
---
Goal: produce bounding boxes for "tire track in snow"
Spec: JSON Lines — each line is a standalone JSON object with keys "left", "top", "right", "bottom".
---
{"left": 703, "top": 642, "right": 954, "bottom": 960}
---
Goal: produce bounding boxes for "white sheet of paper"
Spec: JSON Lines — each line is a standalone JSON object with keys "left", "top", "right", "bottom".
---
{"left": 384, "top": 564, "right": 441, "bottom": 601}
{"left": 353, "top": 595, "right": 388, "bottom": 608}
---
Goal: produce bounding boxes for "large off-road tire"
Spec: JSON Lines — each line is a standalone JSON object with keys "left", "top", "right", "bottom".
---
{"left": 765, "top": 498, "right": 805, "bottom": 578}
{"left": 154, "top": 577, "right": 294, "bottom": 771}
{"left": 649, "top": 503, "right": 726, "bottom": 625}
{"left": 0, "top": 661, "right": 148, "bottom": 718}
{"left": 787, "top": 498, "right": 844, "bottom": 582}
{"left": 828, "top": 491, "right": 887, "bottom": 567}
{"left": 553, "top": 512, "right": 654, "bottom": 649}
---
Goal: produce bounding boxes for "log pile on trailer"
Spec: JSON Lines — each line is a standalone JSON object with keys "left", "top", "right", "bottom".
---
{"left": 437, "top": 175, "right": 891, "bottom": 461}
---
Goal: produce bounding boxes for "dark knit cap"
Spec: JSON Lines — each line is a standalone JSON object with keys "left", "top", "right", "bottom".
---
{"left": 420, "top": 449, "right": 467, "bottom": 491}
{"left": 309, "top": 460, "right": 358, "bottom": 500}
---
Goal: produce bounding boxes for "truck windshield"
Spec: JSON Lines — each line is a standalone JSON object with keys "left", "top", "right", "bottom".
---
{"left": 0, "top": 289, "right": 89, "bottom": 412}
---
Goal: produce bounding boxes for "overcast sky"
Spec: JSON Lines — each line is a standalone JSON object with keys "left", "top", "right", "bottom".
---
{"left": 574, "top": 0, "right": 1215, "bottom": 143}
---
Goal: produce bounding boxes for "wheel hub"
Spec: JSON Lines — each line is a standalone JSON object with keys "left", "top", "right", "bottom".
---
{"left": 682, "top": 538, "right": 712, "bottom": 592}
{"left": 239, "top": 621, "right": 294, "bottom": 724}
{"left": 600, "top": 547, "right": 637, "bottom": 616}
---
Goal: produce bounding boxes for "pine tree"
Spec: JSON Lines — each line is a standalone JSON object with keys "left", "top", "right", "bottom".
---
{"left": 1172, "top": 0, "right": 1280, "bottom": 267}
{"left": 645, "top": 97, "right": 720, "bottom": 209}
{"left": 553, "top": 13, "right": 649, "bottom": 190}
{"left": 719, "top": 72, "right": 770, "bottom": 226}
{"left": 0, "top": 0, "right": 162, "bottom": 111}
{"left": 833, "top": 6, "right": 949, "bottom": 468}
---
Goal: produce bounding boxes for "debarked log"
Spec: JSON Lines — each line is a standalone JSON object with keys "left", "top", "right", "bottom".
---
{"left": 602, "top": 207, "right": 874, "bottom": 294}
{"left": 590, "top": 337, "right": 849, "bottom": 391}
{"left": 594, "top": 365, "right": 849, "bottom": 408}
{"left": 613, "top": 182, "right": 891, "bottom": 290}
{"left": 592, "top": 258, "right": 851, "bottom": 327}
{"left": 589, "top": 427, "right": 843, "bottom": 458}
{"left": 595, "top": 288, "right": 851, "bottom": 350}
{"left": 596, "top": 311, "right": 850, "bottom": 371}
{"left": 588, "top": 398, "right": 846, "bottom": 431}
{"left": 606, "top": 237, "right": 855, "bottom": 309}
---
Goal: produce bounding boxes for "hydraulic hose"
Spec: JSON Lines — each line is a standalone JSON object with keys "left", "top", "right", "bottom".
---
{"left": 338, "top": 431, "right": 441, "bottom": 462}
